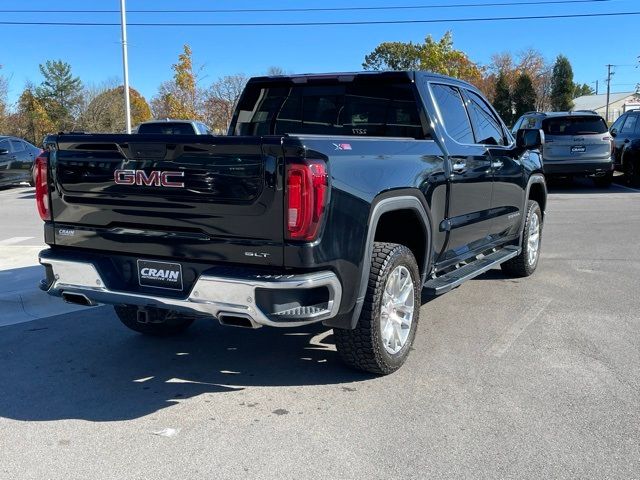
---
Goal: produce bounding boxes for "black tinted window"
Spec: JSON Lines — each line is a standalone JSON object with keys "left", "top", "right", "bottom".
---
{"left": 430, "top": 84, "right": 474, "bottom": 144}
{"left": 137, "top": 122, "right": 196, "bottom": 135}
{"left": 234, "top": 81, "right": 425, "bottom": 139}
{"left": 542, "top": 116, "right": 607, "bottom": 135}
{"left": 466, "top": 90, "right": 507, "bottom": 145}
{"left": 621, "top": 115, "right": 638, "bottom": 134}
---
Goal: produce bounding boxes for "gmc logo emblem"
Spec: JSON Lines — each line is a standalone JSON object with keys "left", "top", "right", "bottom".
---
{"left": 114, "top": 169, "right": 185, "bottom": 188}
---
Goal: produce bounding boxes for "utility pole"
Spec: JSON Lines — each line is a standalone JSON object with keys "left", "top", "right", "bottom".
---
{"left": 605, "top": 64, "right": 614, "bottom": 123}
{"left": 120, "top": 0, "right": 132, "bottom": 134}
{"left": 594, "top": 80, "right": 598, "bottom": 95}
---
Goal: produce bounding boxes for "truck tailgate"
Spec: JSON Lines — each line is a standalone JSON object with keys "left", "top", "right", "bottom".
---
{"left": 49, "top": 134, "right": 284, "bottom": 266}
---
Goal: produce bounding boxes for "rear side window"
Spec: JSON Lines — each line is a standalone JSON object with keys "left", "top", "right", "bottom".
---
{"left": 233, "top": 81, "right": 426, "bottom": 139}
{"left": 542, "top": 116, "right": 607, "bottom": 135}
{"left": 0, "top": 140, "right": 10, "bottom": 152}
{"left": 430, "top": 84, "right": 474, "bottom": 144}
{"left": 620, "top": 115, "right": 638, "bottom": 134}
{"left": 465, "top": 90, "right": 507, "bottom": 146}
{"left": 137, "top": 122, "right": 196, "bottom": 135}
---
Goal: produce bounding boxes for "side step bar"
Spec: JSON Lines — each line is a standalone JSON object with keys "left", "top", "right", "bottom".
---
{"left": 423, "top": 246, "right": 521, "bottom": 296}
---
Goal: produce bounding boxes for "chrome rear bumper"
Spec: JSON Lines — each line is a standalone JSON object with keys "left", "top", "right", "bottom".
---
{"left": 39, "top": 253, "right": 342, "bottom": 328}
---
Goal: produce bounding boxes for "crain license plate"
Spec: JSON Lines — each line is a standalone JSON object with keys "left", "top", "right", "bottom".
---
{"left": 137, "top": 259, "right": 183, "bottom": 290}
{"left": 571, "top": 145, "right": 586, "bottom": 153}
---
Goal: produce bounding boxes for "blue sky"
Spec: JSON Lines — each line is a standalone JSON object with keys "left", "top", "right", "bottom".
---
{"left": 2, "top": 0, "right": 639, "bottom": 105}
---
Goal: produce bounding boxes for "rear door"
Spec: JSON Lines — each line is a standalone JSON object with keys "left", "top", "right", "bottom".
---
{"left": 429, "top": 83, "right": 494, "bottom": 261}
{"left": 463, "top": 89, "right": 525, "bottom": 242}
{"left": 542, "top": 115, "right": 610, "bottom": 164}
{"left": 613, "top": 113, "right": 639, "bottom": 167}
{"left": 51, "top": 135, "right": 285, "bottom": 266}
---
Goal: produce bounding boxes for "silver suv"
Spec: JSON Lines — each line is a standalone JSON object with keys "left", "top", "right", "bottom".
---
{"left": 512, "top": 111, "right": 614, "bottom": 187}
{"left": 134, "top": 119, "right": 213, "bottom": 135}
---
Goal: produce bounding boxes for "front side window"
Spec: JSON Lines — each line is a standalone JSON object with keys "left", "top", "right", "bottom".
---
{"left": 430, "top": 84, "right": 474, "bottom": 144}
{"left": 465, "top": 90, "right": 507, "bottom": 146}
{"left": 610, "top": 115, "right": 625, "bottom": 133}
{"left": 0, "top": 140, "right": 10, "bottom": 152}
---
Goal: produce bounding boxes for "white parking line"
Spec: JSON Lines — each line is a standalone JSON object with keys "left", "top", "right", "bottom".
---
{"left": 0, "top": 237, "right": 35, "bottom": 246}
{"left": 613, "top": 183, "right": 640, "bottom": 193}
{"left": 485, "top": 298, "right": 552, "bottom": 358}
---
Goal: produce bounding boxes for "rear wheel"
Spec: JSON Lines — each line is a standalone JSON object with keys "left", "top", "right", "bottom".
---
{"left": 501, "top": 200, "right": 542, "bottom": 277}
{"left": 334, "top": 242, "right": 420, "bottom": 375}
{"left": 114, "top": 305, "right": 194, "bottom": 336}
{"left": 624, "top": 156, "right": 640, "bottom": 187}
{"left": 593, "top": 172, "right": 613, "bottom": 188}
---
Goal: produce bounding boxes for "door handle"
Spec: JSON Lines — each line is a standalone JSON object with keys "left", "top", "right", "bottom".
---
{"left": 491, "top": 160, "right": 504, "bottom": 169}
{"left": 451, "top": 160, "right": 466, "bottom": 173}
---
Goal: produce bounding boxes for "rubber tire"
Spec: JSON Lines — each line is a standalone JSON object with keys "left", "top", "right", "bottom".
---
{"left": 114, "top": 305, "right": 194, "bottom": 337}
{"left": 593, "top": 172, "right": 613, "bottom": 188}
{"left": 333, "top": 242, "right": 420, "bottom": 375}
{"left": 501, "top": 200, "right": 542, "bottom": 278}
{"left": 624, "top": 156, "right": 640, "bottom": 187}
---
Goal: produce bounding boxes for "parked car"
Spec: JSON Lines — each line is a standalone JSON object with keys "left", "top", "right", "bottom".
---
{"left": 0, "top": 136, "right": 41, "bottom": 187}
{"left": 134, "top": 119, "right": 213, "bottom": 135}
{"left": 512, "top": 111, "right": 614, "bottom": 187}
{"left": 609, "top": 109, "right": 640, "bottom": 186}
{"left": 37, "top": 71, "right": 546, "bottom": 374}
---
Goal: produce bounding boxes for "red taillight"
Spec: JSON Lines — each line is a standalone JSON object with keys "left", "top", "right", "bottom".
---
{"left": 34, "top": 153, "right": 50, "bottom": 221}
{"left": 285, "top": 160, "right": 328, "bottom": 241}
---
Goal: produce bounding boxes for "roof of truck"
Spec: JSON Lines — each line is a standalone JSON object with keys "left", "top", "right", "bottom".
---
{"left": 250, "top": 70, "right": 478, "bottom": 90}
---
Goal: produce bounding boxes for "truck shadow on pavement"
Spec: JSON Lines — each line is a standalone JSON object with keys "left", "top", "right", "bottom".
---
{"left": 0, "top": 307, "right": 373, "bottom": 422}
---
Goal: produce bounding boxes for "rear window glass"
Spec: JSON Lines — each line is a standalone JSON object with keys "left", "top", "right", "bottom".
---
{"left": 542, "top": 116, "right": 607, "bottom": 135}
{"left": 137, "top": 122, "right": 196, "bottom": 135}
{"left": 233, "top": 81, "right": 426, "bottom": 139}
{"left": 430, "top": 84, "right": 474, "bottom": 144}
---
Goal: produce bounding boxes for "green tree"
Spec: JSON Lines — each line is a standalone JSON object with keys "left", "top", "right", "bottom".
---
{"left": 80, "top": 86, "right": 151, "bottom": 132}
{"left": 573, "top": 82, "right": 595, "bottom": 98}
{"left": 151, "top": 45, "right": 201, "bottom": 120}
{"left": 363, "top": 31, "right": 483, "bottom": 84}
{"left": 513, "top": 72, "right": 538, "bottom": 119}
{"left": 13, "top": 84, "right": 55, "bottom": 145}
{"left": 35, "top": 60, "right": 83, "bottom": 130}
{"left": 550, "top": 55, "right": 574, "bottom": 111}
{"left": 493, "top": 71, "right": 513, "bottom": 125}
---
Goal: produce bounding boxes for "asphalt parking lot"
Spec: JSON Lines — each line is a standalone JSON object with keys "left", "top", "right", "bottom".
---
{"left": 0, "top": 180, "right": 639, "bottom": 479}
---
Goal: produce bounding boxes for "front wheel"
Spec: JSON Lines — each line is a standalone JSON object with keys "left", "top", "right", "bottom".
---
{"left": 334, "top": 242, "right": 420, "bottom": 375}
{"left": 501, "top": 200, "right": 542, "bottom": 277}
{"left": 114, "top": 305, "right": 194, "bottom": 336}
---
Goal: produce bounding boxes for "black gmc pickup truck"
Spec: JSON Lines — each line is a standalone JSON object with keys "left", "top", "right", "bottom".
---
{"left": 36, "top": 71, "right": 547, "bottom": 374}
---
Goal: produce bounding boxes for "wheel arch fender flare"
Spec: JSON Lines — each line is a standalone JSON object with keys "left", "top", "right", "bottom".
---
{"left": 338, "top": 191, "right": 434, "bottom": 330}
{"left": 520, "top": 173, "right": 547, "bottom": 238}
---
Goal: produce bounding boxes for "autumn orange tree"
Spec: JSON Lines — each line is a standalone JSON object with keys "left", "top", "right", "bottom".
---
{"left": 80, "top": 85, "right": 151, "bottom": 132}
{"left": 11, "top": 84, "right": 55, "bottom": 145}
{"left": 152, "top": 44, "right": 202, "bottom": 120}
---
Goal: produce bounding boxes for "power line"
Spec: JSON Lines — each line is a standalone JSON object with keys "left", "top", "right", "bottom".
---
{"left": 0, "top": 11, "right": 637, "bottom": 27}
{"left": 0, "top": 0, "right": 615, "bottom": 14}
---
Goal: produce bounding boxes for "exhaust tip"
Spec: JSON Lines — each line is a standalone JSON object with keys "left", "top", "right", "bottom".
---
{"left": 218, "top": 313, "right": 260, "bottom": 329}
{"left": 61, "top": 292, "right": 95, "bottom": 307}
